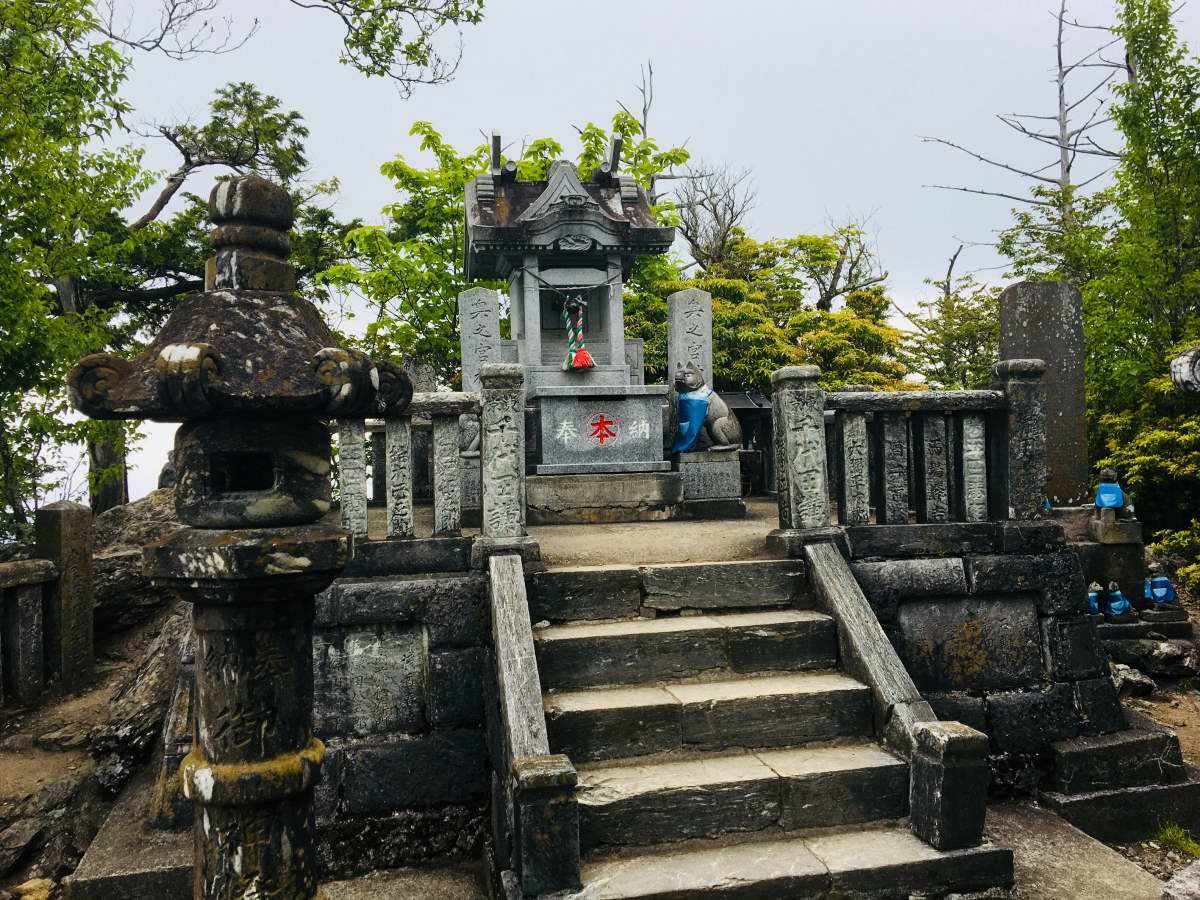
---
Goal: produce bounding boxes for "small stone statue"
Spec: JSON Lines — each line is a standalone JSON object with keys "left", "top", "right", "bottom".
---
{"left": 671, "top": 362, "right": 742, "bottom": 453}
{"left": 1106, "top": 580, "right": 1136, "bottom": 618}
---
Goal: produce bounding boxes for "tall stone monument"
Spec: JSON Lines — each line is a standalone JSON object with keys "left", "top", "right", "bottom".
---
{"left": 999, "top": 281, "right": 1088, "bottom": 505}
{"left": 462, "top": 136, "right": 674, "bottom": 477}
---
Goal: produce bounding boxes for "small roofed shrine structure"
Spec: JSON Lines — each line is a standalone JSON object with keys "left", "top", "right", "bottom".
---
{"left": 464, "top": 135, "right": 674, "bottom": 476}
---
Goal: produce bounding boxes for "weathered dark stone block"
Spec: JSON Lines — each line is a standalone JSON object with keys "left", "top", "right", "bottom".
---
{"left": 641, "top": 560, "right": 804, "bottom": 611}
{"left": 313, "top": 624, "right": 426, "bottom": 738}
{"left": 909, "top": 721, "right": 990, "bottom": 849}
{"left": 343, "top": 536, "right": 473, "bottom": 577}
{"left": 967, "top": 552, "right": 1086, "bottom": 616}
{"left": 1041, "top": 616, "right": 1105, "bottom": 681}
{"left": 323, "top": 731, "right": 488, "bottom": 818}
{"left": 999, "top": 521, "right": 1066, "bottom": 553}
{"left": 422, "top": 575, "right": 488, "bottom": 648}
{"left": 894, "top": 597, "right": 1042, "bottom": 692}
{"left": 316, "top": 576, "right": 422, "bottom": 626}
{"left": 513, "top": 755, "right": 580, "bottom": 894}
{"left": 846, "top": 524, "right": 999, "bottom": 559}
{"left": 851, "top": 558, "right": 967, "bottom": 621}
{"left": 1072, "top": 677, "right": 1126, "bottom": 736}
{"left": 528, "top": 566, "right": 641, "bottom": 622}
{"left": 987, "top": 684, "right": 1078, "bottom": 754}
{"left": 1052, "top": 715, "right": 1184, "bottom": 793}
{"left": 427, "top": 648, "right": 484, "bottom": 727}
{"left": 545, "top": 686, "right": 682, "bottom": 762}
{"left": 773, "top": 751, "right": 908, "bottom": 830}
{"left": 925, "top": 692, "right": 988, "bottom": 733}
{"left": 723, "top": 612, "right": 837, "bottom": 673}
{"left": 1042, "top": 773, "right": 1200, "bottom": 843}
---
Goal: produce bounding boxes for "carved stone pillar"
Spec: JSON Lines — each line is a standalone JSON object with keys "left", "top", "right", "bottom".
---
{"left": 472, "top": 363, "right": 540, "bottom": 568}
{"left": 997, "top": 358, "right": 1048, "bottom": 520}
{"left": 768, "top": 366, "right": 836, "bottom": 555}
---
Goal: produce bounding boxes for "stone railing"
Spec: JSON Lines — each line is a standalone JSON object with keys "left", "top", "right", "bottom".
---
{"left": 771, "top": 360, "right": 1046, "bottom": 545}
{"left": 0, "top": 502, "right": 94, "bottom": 707}
{"left": 337, "top": 392, "right": 480, "bottom": 544}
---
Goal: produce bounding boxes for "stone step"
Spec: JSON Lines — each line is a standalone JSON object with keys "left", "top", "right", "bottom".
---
{"left": 545, "top": 671, "right": 872, "bottom": 762}
{"left": 529, "top": 559, "right": 808, "bottom": 623}
{"left": 1051, "top": 720, "right": 1186, "bottom": 795}
{"left": 570, "top": 827, "right": 1013, "bottom": 899}
{"left": 534, "top": 610, "right": 837, "bottom": 689}
{"left": 1041, "top": 765, "right": 1200, "bottom": 842}
{"left": 576, "top": 744, "right": 907, "bottom": 851}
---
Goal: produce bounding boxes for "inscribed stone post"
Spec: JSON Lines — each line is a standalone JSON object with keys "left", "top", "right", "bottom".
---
{"left": 996, "top": 358, "right": 1048, "bottom": 520}
{"left": 34, "top": 501, "right": 93, "bottom": 690}
{"left": 771, "top": 366, "right": 829, "bottom": 531}
{"left": 667, "top": 289, "right": 713, "bottom": 385}
{"left": 999, "top": 282, "right": 1087, "bottom": 505}
{"left": 458, "top": 288, "right": 502, "bottom": 393}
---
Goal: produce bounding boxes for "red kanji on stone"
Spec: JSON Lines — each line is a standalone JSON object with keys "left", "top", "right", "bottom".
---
{"left": 588, "top": 414, "right": 618, "bottom": 446}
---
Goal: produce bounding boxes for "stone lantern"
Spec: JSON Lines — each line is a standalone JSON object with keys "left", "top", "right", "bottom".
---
{"left": 68, "top": 175, "right": 410, "bottom": 898}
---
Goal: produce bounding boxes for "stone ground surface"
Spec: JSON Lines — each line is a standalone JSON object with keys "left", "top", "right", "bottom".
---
{"left": 986, "top": 801, "right": 1164, "bottom": 899}
{"left": 367, "top": 497, "right": 779, "bottom": 567}
{"left": 324, "top": 864, "right": 485, "bottom": 899}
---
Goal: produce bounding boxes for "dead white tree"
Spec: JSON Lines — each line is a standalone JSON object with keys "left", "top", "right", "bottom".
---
{"left": 922, "top": 0, "right": 1125, "bottom": 220}
{"left": 675, "top": 162, "right": 757, "bottom": 272}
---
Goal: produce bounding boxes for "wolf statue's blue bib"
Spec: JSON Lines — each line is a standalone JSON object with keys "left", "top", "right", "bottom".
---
{"left": 1146, "top": 575, "right": 1178, "bottom": 606}
{"left": 1095, "top": 481, "right": 1125, "bottom": 509}
{"left": 672, "top": 386, "right": 712, "bottom": 453}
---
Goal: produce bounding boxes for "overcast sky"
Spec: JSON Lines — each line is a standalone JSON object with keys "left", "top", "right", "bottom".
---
{"left": 108, "top": 0, "right": 1200, "bottom": 500}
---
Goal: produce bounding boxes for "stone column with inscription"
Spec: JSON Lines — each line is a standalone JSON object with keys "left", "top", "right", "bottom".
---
{"left": 471, "top": 363, "right": 540, "bottom": 568}
{"left": 68, "top": 175, "right": 409, "bottom": 899}
{"left": 768, "top": 366, "right": 835, "bottom": 555}
{"left": 999, "top": 281, "right": 1087, "bottom": 505}
{"left": 458, "top": 288, "right": 501, "bottom": 522}
{"left": 667, "top": 288, "right": 713, "bottom": 386}
{"left": 996, "top": 358, "right": 1048, "bottom": 521}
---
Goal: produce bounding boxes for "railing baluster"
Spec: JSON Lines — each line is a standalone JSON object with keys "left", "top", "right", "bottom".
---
{"left": 338, "top": 419, "right": 369, "bottom": 542}
{"left": 913, "top": 412, "right": 950, "bottom": 523}
{"left": 837, "top": 411, "right": 870, "bottom": 526}
{"left": 431, "top": 415, "right": 463, "bottom": 536}
{"left": 385, "top": 416, "right": 415, "bottom": 539}
{"left": 957, "top": 414, "right": 989, "bottom": 522}
{"left": 874, "top": 412, "right": 910, "bottom": 525}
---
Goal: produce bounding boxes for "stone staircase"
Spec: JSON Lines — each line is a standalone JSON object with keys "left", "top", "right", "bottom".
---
{"left": 529, "top": 560, "right": 1013, "bottom": 899}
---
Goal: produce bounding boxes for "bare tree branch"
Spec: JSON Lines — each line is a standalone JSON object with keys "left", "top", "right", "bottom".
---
{"left": 674, "top": 162, "right": 757, "bottom": 271}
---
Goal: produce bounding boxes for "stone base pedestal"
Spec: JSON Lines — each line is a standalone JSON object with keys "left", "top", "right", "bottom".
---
{"left": 675, "top": 448, "right": 745, "bottom": 518}
{"left": 470, "top": 536, "right": 542, "bottom": 571}
{"left": 767, "top": 526, "right": 844, "bottom": 558}
{"left": 527, "top": 473, "right": 682, "bottom": 525}
{"left": 1088, "top": 514, "right": 1144, "bottom": 545}
{"left": 532, "top": 385, "right": 669, "bottom": 475}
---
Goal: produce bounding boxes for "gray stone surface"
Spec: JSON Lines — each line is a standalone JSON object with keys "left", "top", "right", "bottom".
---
{"left": 676, "top": 448, "right": 741, "bottom": 501}
{"left": 846, "top": 523, "right": 999, "bottom": 559}
{"left": 873, "top": 412, "right": 910, "bottom": 525}
{"left": 529, "top": 565, "right": 642, "bottom": 622}
{"left": 1041, "top": 770, "right": 1200, "bottom": 842}
{"left": 534, "top": 385, "right": 669, "bottom": 475}
{"left": 966, "top": 551, "right": 1086, "bottom": 616}
{"left": 763, "top": 744, "right": 908, "bottom": 830}
{"left": 997, "top": 358, "right": 1049, "bottom": 519}
{"left": 1164, "top": 860, "right": 1200, "bottom": 900}
{"left": 1041, "top": 616, "right": 1106, "bottom": 681}
{"left": 338, "top": 419, "right": 369, "bottom": 542}
{"left": 1000, "top": 281, "right": 1088, "bottom": 505}
{"left": 640, "top": 559, "right": 804, "bottom": 611}
{"left": 431, "top": 415, "right": 463, "bottom": 536}
{"left": 313, "top": 624, "right": 426, "bottom": 738}
{"left": 908, "top": 721, "right": 990, "bottom": 850}
{"left": 1051, "top": 717, "right": 1185, "bottom": 793}
{"left": 836, "top": 411, "right": 871, "bottom": 526}
{"left": 34, "top": 501, "right": 93, "bottom": 691}
{"left": 850, "top": 557, "right": 968, "bottom": 620}
{"left": 324, "top": 866, "right": 485, "bottom": 900}
{"left": 925, "top": 691, "right": 988, "bottom": 733}
{"left": 894, "top": 596, "right": 1043, "bottom": 692}
{"left": 771, "top": 366, "right": 829, "bottom": 531}
{"left": 988, "top": 684, "right": 1079, "bottom": 753}
{"left": 957, "top": 414, "right": 990, "bottom": 522}
{"left": 384, "top": 416, "right": 415, "bottom": 538}
{"left": 427, "top": 648, "right": 484, "bottom": 726}
{"left": 667, "top": 288, "right": 713, "bottom": 385}
{"left": 912, "top": 412, "right": 950, "bottom": 523}
{"left": 526, "top": 472, "right": 681, "bottom": 525}
{"left": 2, "top": 582, "right": 44, "bottom": 703}
{"left": 489, "top": 553, "right": 550, "bottom": 761}
{"left": 458, "top": 287, "right": 501, "bottom": 394}
{"left": 479, "top": 364, "right": 527, "bottom": 540}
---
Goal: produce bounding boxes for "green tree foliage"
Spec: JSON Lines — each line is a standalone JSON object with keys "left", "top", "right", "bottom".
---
{"left": 902, "top": 251, "right": 1000, "bottom": 390}
{"left": 0, "top": 0, "right": 150, "bottom": 535}
{"left": 786, "top": 287, "right": 909, "bottom": 390}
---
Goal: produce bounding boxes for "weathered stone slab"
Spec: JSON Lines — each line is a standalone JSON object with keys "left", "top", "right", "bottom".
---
{"left": 912, "top": 412, "right": 950, "bottom": 523}
{"left": 925, "top": 692, "right": 988, "bottom": 733}
{"left": 2, "top": 583, "right": 43, "bottom": 704}
{"left": 1041, "top": 772, "right": 1200, "bottom": 842}
{"left": 670, "top": 673, "right": 870, "bottom": 750}
{"left": 422, "top": 575, "right": 489, "bottom": 648}
{"left": 909, "top": 721, "right": 990, "bottom": 850}
{"left": 1051, "top": 717, "right": 1184, "bottom": 794}
{"left": 34, "top": 500, "right": 93, "bottom": 690}
{"left": 526, "top": 472, "right": 681, "bottom": 525}
{"left": 667, "top": 288, "right": 713, "bottom": 385}
{"left": 873, "top": 412, "right": 910, "bottom": 525}
{"left": 318, "top": 730, "right": 487, "bottom": 819}
{"left": 676, "top": 448, "right": 741, "bottom": 501}
{"left": 427, "top": 648, "right": 484, "bottom": 726}
{"left": 313, "top": 625, "right": 426, "bottom": 738}
{"left": 489, "top": 553, "right": 549, "bottom": 761}
{"left": 1000, "top": 519, "right": 1066, "bottom": 553}
{"left": 721, "top": 610, "right": 837, "bottom": 673}
{"left": 988, "top": 684, "right": 1078, "bottom": 754}
{"left": 640, "top": 559, "right": 804, "bottom": 611}
{"left": 966, "top": 552, "right": 1086, "bottom": 616}
{"left": 534, "top": 385, "right": 670, "bottom": 475}
{"left": 577, "top": 752, "right": 780, "bottom": 850}
{"left": 894, "top": 596, "right": 1043, "bottom": 692}
{"left": 535, "top": 617, "right": 728, "bottom": 689}
{"left": 836, "top": 411, "right": 871, "bottom": 527}
{"left": 342, "top": 536, "right": 473, "bottom": 577}
{"left": 1000, "top": 281, "right": 1087, "bottom": 505}
{"left": 529, "top": 566, "right": 642, "bottom": 623}
{"left": 545, "top": 685, "right": 682, "bottom": 762}
{"left": 1041, "top": 616, "right": 1106, "bottom": 681}
{"left": 0, "top": 559, "right": 55, "bottom": 590}
{"left": 845, "top": 524, "right": 999, "bottom": 559}
{"left": 850, "top": 558, "right": 967, "bottom": 620}
{"left": 760, "top": 744, "right": 907, "bottom": 830}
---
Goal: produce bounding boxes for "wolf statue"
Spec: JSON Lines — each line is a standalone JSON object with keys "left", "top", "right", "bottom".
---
{"left": 671, "top": 361, "right": 742, "bottom": 453}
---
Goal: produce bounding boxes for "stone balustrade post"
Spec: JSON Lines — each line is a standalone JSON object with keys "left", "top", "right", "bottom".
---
{"left": 909, "top": 721, "right": 990, "bottom": 849}
{"left": 472, "top": 364, "right": 540, "bottom": 568}
{"left": 34, "top": 501, "right": 93, "bottom": 691}
{"left": 768, "top": 366, "right": 836, "bottom": 555}
{"left": 997, "top": 359, "right": 1048, "bottom": 520}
